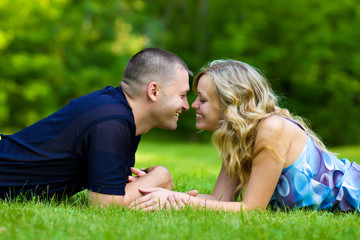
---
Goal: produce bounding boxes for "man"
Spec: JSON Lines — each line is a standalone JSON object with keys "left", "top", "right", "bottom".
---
{"left": 0, "top": 48, "right": 191, "bottom": 207}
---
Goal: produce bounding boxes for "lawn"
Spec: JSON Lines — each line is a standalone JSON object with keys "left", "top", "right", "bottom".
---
{"left": 0, "top": 140, "right": 360, "bottom": 240}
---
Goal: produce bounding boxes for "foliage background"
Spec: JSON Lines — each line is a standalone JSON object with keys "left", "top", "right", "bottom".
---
{"left": 0, "top": 0, "right": 359, "bottom": 145}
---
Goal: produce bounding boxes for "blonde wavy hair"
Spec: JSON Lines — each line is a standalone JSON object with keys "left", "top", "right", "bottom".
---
{"left": 193, "top": 60, "right": 327, "bottom": 199}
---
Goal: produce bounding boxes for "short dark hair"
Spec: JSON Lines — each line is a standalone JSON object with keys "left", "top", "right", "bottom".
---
{"left": 122, "top": 48, "right": 192, "bottom": 96}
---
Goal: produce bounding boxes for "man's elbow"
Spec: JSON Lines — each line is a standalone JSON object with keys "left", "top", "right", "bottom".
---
{"left": 152, "top": 165, "right": 174, "bottom": 190}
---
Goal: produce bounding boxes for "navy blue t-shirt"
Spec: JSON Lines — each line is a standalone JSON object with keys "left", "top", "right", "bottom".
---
{"left": 0, "top": 86, "right": 141, "bottom": 199}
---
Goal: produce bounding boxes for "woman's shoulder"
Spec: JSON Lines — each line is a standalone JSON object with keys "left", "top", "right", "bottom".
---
{"left": 256, "top": 115, "right": 302, "bottom": 146}
{"left": 258, "top": 115, "right": 304, "bottom": 134}
{"left": 254, "top": 115, "right": 286, "bottom": 149}
{"left": 256, "top": 115, "right": 308, "bottom": 160}
{"left": 257, "top": 115, "right": 287, "bottom": 136}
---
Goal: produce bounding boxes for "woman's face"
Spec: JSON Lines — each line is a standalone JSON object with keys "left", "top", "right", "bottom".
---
{"left": 191, "top": 74, "right": 222, "bottom": 132}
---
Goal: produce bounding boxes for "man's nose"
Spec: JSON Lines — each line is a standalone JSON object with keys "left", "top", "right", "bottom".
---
{"left": 183, "top": 97, "right": 190, "bottom": 111}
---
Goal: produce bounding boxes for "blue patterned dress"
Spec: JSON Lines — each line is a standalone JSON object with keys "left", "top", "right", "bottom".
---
{"left": 269, "top": 135, "right": 360, "bottom": 212}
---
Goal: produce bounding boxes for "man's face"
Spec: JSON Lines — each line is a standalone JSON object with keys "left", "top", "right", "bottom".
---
{"left": 156, "top": 67, "right": 190, "bottom": 130}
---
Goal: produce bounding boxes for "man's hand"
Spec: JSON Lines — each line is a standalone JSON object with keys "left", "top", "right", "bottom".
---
{"left": 186, "top": 189, "right": 199, "bottom": 197}
{"left": 128, "top": 167, "right": 147, "bottom": 182}
{"left": 127, "top": 166, "right": 173, "bottom": 190}
{"left": 129, "top": 165, "right": 174, "bottom": 190}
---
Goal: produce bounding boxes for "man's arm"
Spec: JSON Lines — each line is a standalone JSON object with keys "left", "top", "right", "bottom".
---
{"left": 88, "top": 165, "right": 173, "bottom": 207}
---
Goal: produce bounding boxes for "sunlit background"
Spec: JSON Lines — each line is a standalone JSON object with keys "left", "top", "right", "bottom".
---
{"left": 0, "top": 0, "right": 359, "bottom": 145}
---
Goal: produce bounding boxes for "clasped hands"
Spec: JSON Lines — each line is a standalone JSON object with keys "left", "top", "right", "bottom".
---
{"left": 128, "top": 167, "right": 198, "bottom": 211}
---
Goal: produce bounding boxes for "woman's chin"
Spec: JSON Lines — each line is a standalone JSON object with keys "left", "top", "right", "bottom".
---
{"left": 195, "top": 123, "right": 204, "bottom": 130}
{"left": 195, "top": 124, "right": 215, "bottom": 132}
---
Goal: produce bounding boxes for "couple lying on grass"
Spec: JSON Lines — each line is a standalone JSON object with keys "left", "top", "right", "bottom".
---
{"left": 1, "top": 48, "right": 359, "bottom": 212}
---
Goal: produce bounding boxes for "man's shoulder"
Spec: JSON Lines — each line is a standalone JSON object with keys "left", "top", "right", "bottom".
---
{"left": 75, "top": 86, "right": 126, "bottom": 105}
{"left": 34, "top": 86, "right": 134, "bottom": 137}
{"left": 68, "top": 86, "right": 132, "bottom": 118}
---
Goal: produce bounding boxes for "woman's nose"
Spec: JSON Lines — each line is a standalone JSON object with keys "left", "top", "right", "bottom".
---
{"left": 191, "top": 98, "right": 199, "bottom": 109}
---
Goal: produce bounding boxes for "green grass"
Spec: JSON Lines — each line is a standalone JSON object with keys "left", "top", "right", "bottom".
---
{"left": 1, "top": 141, "right": 360, "bottom": 240}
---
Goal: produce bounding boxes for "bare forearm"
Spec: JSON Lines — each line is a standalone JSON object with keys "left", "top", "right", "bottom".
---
{"left": 196, "top": 194, "right": 220, "bottom": 201}
{"left": 88, "top": 166, "right": 173, "bottom": 207}
{"left": 202, "top": 199, "right": 247, "bottom": 212}
{"left": 195, "top": 192, "right": 236, "bottom": 202}
{"left": 180, "top": 194, "right": 248, "bottom": 212}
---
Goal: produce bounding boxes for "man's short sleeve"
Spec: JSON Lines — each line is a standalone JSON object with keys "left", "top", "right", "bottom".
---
{"left": 85, "top": 118, "right": 136, "bottom": 195}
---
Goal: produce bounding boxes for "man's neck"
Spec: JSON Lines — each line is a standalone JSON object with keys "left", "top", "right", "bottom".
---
{"left": 122, "top": 91, "right": 152, "bottom": 136}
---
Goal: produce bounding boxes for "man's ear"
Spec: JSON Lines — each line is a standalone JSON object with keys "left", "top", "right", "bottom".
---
{"left": 147, "top": 82, "right": 160, "bottom": 102}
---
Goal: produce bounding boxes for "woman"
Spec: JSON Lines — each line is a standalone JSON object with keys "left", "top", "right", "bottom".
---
{"left": 129, "top": 60, "right": 360, "bottom": 212}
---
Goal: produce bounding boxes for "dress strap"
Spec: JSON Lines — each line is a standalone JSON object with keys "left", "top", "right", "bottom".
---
{"left": 282, "top": 117, "right": 306, "bottom": 132}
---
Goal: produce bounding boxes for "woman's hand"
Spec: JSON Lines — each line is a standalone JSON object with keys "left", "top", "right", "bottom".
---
{"left": 129, "top": 187, "right": 172, "bottom": 211}
{"left": 167, "top": 194, "right": 188, "bottom": 209}
{"left": 129, "top": 187, "right": 187, "bottom": 211}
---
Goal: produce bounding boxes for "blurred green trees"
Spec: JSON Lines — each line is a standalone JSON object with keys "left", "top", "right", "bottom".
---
{"left": 1, "top": 0, "right": 359, "bottom": 145}
{"left": 0, "top": 0, "right": 148, "bottom": 130}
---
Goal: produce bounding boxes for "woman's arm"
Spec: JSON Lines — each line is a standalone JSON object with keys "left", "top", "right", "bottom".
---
{"left": 129, "top": 188, "right": 249, "bottom": 212}
{"left": 178, "top": 124, "right": 287, "bottom": 211}
{"left": 180, "top": 143, "right": 285, "bottom": 211}
{"left": 196, "top": 162, "right": 240, "bottom": 201}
